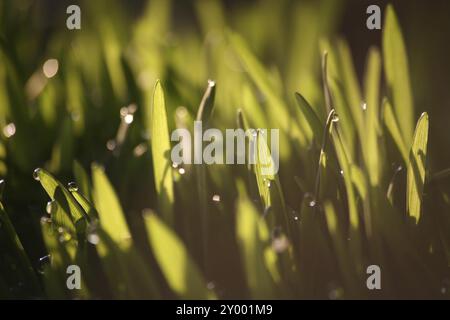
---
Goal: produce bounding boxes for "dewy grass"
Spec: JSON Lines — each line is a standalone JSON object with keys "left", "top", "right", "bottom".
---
{"left": 0, "top": 0, "right": 449, "bottom": 299}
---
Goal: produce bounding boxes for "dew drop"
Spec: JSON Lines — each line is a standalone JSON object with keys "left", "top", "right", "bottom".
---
{"left": 87, "top": 232, "right": 100, "bottom": 245}
{"left": 33, "top": 168, "right": 42, "bottom": 181}
{"left": 0, "top": 179, "right": 5, "bottom": 195}
{"left": 309, "top": 200, "right": 316, "bottom": 207}
{"left": 178, "top": 168, "right": 186, "bottom": 175}
{"left": 106, "top": 139, "right": 116, "bottom": 151}
{"left": 71, "top": 111, "right": 81, "bottom": 122}
{"left": 331, "top": 114, "right": 340, "bottom": 122}
{"left": 212, "top": 194, "right": 221, "bottom": 202}
{"left": 272, "top": 235, "right": 290, "bottom": 253}
{"left": 46, "top": 200, "right": 55, "bottom": 215}
{"left": 133, "top": 143, "right": 147, "bottom": 157}
{"left": 3, "top": 122, "right": 16, "bottom": 138}
{"left": 361, "top": 102, "right": 367, "bottom": 111}
{"left": 266, "top": 180, "right": 272, "bottom": 188}
{"left": 67, "top": 181, "right": 79, "bottom": 192}
{"left": 38, "top": 255, "right": 50, "bottom": 274}
{"left": 59, "top": 232, "right": 71, "bottom": 243}
{"left": 42, "top": 58, "right": 59, "bottom": 78}
{"left": 294, "top": 216, "right": 299, "bottom": 221}
{"left": 340, "top": 170, "right": 344, "bottom": 176}
{"left": 124, "top": 114, "right": 134, "bottom": 124}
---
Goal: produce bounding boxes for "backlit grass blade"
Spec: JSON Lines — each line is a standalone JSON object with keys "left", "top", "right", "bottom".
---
{"left": 196, "top": 79, "right": 216, "bottom": 123}
{"left": 92, "top": 164, "right": 131, "bottom": 246}
{"left": 148, "top": 80, "right": 174, "bottom": 225}
{"left": 73, "top": 160, "right": 92, "bottom": 201}
{"left": 228, "top": 31, "right": 305, "bottom": 153}
{"left": 294, "top": 92, "right": 324, "bottom": 148}
{"left": 383, "top": 4, "right": 414, "bottom": 144}
{"left": 143, "top": 211, "right": 215, "bottom": 299}
{"left": 383, "top": 98, "right": 409, "bottom": 163}
{"left": 0, "top": 202, "right": 40, "bottom": 295}
{"left": 324, "top": 201, "right": 360, "bottom": 297}
{"left": 236, "top": 181, "right": 276, "bottom": 299}
{"left": 407, "top": 112, "right": 429, "bottom": 223}
{"left": 34, "top": 168, "right": 88, "bottom": 236}
{"left": 336, "top": 39, "right": 363, "bottom": 135}
{"left": 363, "top": 47, "right": 382, "bottom": 186}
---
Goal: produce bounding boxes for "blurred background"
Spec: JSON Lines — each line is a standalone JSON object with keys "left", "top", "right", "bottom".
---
{"left": 1, "top": 0, "right": 450, "bottom": 299}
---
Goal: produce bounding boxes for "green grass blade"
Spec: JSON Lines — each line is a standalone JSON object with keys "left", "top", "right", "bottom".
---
{"left": 143, "top": 211, "right": 214, "bottom": 299}
{"left": 294, "top": 92, "right": 324, "bottom": 148}
{"left": 383, "top": 4, "right": 414, "bottom": 144}
{"left": 148, "top": 80, "right": 174, "bottom": 225}
{"left": 407, "top": 112, "right": 429, "bottom": 223}
{"left": 363, "top": 47, "right": 382, "bottom": 186}
{"left": 73, "top": 160, "right": 92, "bottom": 201}
{"left": 92, "top": 164, "right": 131, "bottom": 245}
{"left": 196, "top": 80, "right": 216, "bottom": 123}
{"left": 236, "top": 181, "right": 276, "bottom": 299}
{"left": 34, "top": 168, "right": 88, "bottom": 236}
{"left": 0, "top": 203, "right": 40, "bottom": 294}
{"left": 383, "top": 98, "right": 409, "bottom": 163}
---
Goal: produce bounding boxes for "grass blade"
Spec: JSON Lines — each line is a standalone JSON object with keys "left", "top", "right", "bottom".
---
{"left": 407, "top": 112, "right": 429, "bottom": 223}
{"left": 383, "top": 4, "right": 414, "bottom": 144}
{"left": 144, "top": 211, "right": 214, "bottom": 299}
{"left": 92, "top": 164, "right": 131, "bottom": 246}
{"left": 148, "top": 80, "right": 174, "bottom": 225}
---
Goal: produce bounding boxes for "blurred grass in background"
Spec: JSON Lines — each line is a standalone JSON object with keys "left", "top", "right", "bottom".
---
{"left": 0, "top": 0, "right": 450, "bottom": 299}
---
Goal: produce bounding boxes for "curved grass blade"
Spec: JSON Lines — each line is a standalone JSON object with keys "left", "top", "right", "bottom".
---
{"left": 34, "top": 168, "right": 88, "bottom": 236}
{"left": 196, "top": 79, "right": 216, "bottom": 123}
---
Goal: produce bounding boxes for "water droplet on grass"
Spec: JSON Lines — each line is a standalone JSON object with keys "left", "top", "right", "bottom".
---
{"left": 46, "top": 200, "right": 55, "bottom": 215}
{"left": 3, "top": 123, "right": 16, "bottom": 138}
{"left": 87, "top": 232, "right": 100, "bottom": 245}
{"left": 33, "top": 168, "right": 42, "bottom": 181}
{"left": 361, "top": 102, "right": 367, "bottom": 111}
{"left": 67, "top": 182, "right": 78, "bottom": 192}
{"left": 272, "top": 235, "right": 289, "bottom": 253}
{"left": 212, "top": 194, "right": 221, "bottom": 202}
{"left": 309, "top": 200, "right": 316, "bottom": 207}
{"left": 331, "top": 114, "right": 340, "bottom": 122}
{"left": 106, "top": 139, "right": 116, "bottom": 151}
{"left": 178, "top": 168, "right": 185, "bottom": 175}
{"left": 38, "top": 255, "right": 50, "bottom": 274}
{"left": 43, "top": 59, "right": 59, "bottom": 78}
{"left": 206, "top": 282, "right": 216, "bottom": 290}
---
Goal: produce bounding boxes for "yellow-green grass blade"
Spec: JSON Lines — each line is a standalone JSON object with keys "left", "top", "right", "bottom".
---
{"left": 383, "top": 4, "right": 414, "bottom": 145}
{"left": 92, "top": 164, "right": 131, "bottom": 246}
{"left": 144, "top": 211, "right": 214, "bottom": 299}
{"left": 236, "top": 181, "right": 276, "bottom": 299}
{"left": 148, "top": 80, "right": 174, "bottom": 225}
{"left": 363, "top": 47, "right": 382, "bottom": 186}
{"left": 34, "top": 168, "right": 88, "bottom": 236}
{"left": 407, "top": 112, "right": 429, "bottom": 223}
{"left": 383, "top": 98, "right": 409, "bottom": 163}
